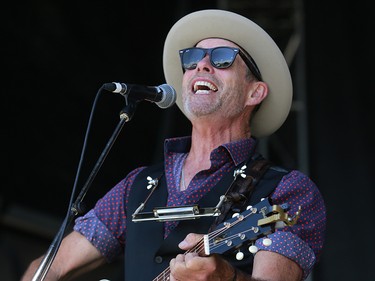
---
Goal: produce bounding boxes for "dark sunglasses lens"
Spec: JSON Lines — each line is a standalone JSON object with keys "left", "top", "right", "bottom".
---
{"left": 182, "top": 49, "right": 205, "bottom": 70}
{"left": 211, "top": 48, "right": 236, "bottom": 68}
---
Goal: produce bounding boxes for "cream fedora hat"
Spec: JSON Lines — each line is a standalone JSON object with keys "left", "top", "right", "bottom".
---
{"left": 163, "top": 9, "right": 293, "bottom": 137}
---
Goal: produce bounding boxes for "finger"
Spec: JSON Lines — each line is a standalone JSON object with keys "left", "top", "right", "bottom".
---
{"left": 178, "top": 233, "right": 204, "bottom": 250}
{"left": 170, "top": 254, "right": 186, "bottom": 273}
{"left": 175, "top": 254, "right": 186, "bottom": 263}
{"left": 170, "top": 255, "right": 186, "bottom": 281}
{"left": 183, "top": 253, "right": 207, "bottom": 271}
{"left": 183, "top": 252, "right": 199, "bottom": 263}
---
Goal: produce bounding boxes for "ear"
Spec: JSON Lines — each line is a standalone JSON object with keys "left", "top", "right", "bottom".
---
{"left": 246, "top": 81, "right": 268, "bottom": 106}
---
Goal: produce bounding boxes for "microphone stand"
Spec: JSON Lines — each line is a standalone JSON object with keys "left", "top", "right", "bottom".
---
{"left": 31, "top": 100, "right": 138, "bottom": 281}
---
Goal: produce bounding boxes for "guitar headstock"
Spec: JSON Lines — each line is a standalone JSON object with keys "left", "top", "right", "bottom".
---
{"left": 203, "top": 198, "right": 301, "bottom": 256}
{"left": 152, "top": 198, "right": 301, "bottom": 281}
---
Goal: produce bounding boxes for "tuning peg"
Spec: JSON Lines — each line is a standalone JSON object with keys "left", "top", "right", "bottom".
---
{"left": 246, "top": 206, "right": 257, "bottom": 214}
{"left": 232, "top": 212, "right": 240, "bottom": 218}
{"left": 275, "top": 221, "right": 286, "bottom": 229}
{"left": 236, "top": 251, "right": 244, "bottom": 260}
{"left": 262, "top": 238, "right": 272, "bottom": 247}
{"left": 249, "top": 245, "right": 258, "bottom": 254}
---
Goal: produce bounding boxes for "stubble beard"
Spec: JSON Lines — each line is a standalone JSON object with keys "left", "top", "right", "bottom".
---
{"left": 183, "top": 88, "right": 244, "bottom": 120}
{"left": 183, "top": 95, "right": 222, "bottom": 118}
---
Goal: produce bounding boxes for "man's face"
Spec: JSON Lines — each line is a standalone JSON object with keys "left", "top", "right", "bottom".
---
{"left": 181, "top": 38, "right": 253, "bottom": 122}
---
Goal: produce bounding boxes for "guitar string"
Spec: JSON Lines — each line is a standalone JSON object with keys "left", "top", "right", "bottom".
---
{"left": 153, "top": 239, "right": 207, "bottom": 281}
{"left": 153, "top": 211, "right": 258, "bottom": 280}
{"left": 208, "top": 227, "right": 261, "bottom": 252}
{"left": 206, "top": 212, "right": 259, "bottom": 252}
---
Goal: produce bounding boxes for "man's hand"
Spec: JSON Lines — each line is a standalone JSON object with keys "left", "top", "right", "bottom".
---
{"left": 169, "top": 233, "right": 236, "bottom": 281}
{"left": 169, "top": 233, "right": 303, "bottom": 281}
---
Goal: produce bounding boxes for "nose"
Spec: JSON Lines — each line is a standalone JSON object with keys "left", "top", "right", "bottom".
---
{"left": 196, "top": 54, "right": 214, "bottom": 72}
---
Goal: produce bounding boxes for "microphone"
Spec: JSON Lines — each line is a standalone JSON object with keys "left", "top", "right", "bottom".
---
{"left": 103, "top": 82, "right": 177, "bottom": 109}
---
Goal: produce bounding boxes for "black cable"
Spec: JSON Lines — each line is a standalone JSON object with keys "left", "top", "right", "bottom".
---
{"left": 31, "top": 85, "right": 106, "bottom": 281}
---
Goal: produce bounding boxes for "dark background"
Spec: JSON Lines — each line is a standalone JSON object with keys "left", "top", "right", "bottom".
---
{"left": 2, "top": 0, "right": 374, "bottom": 280}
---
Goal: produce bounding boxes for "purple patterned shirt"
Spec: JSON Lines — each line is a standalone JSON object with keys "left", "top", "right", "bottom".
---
{"left": 74, "top": 136, "right": 326, "bottom": 279}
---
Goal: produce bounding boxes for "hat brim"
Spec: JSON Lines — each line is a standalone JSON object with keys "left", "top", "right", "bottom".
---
{"left": 163, "top": 9, "right": 293, "bottom": 137}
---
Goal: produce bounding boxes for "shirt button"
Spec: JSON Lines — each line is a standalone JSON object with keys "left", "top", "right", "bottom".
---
{"left": 155, "top": 256, "right": 163, "bottom": 263}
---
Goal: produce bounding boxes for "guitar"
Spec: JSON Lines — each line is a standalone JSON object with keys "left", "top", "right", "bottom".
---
{"left": 153, "top": 197, "right": 301, "bottom": 281}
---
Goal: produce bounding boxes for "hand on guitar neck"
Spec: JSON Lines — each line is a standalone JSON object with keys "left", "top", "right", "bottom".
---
{"left": 153, "top": 198, "right": 301, "bottom": 281}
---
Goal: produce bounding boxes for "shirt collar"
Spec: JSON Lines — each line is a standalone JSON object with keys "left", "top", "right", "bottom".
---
{"left": 164, "top": 136, "right": 257, "bottom": 166}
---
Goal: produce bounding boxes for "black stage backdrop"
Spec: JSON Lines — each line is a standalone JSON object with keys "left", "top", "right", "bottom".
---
{"left": 305, "top": 0, "right": 375, "bottom": 280}
{"left": 2, "top": 1, "right": 374, "bottom": 280}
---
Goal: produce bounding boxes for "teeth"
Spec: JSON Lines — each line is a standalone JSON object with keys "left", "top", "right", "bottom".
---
{"left": 193, "top": 81, "right": 218, "bottom": 92}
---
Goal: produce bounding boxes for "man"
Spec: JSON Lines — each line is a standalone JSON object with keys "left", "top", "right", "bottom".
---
{"left": 21, "top": 9, "right": 326, "bottom": 281}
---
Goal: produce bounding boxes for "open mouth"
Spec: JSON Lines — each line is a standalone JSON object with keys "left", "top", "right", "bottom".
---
{"left": 193, "top": 81, "right": 218, "bottom": 94}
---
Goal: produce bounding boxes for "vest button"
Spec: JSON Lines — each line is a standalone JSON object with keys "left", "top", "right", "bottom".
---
{"left": 155, "top": 256, "right": 163, "bottom": 264}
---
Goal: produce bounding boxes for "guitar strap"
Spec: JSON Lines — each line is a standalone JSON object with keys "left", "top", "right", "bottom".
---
{"left": 215, "top": 158, "right": 290, "bottom": 274}
{"left": 207, "top": 155, "right": 273, "bottom": 233}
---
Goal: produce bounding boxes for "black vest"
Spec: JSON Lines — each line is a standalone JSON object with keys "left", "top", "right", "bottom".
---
{"left": 124, "top": 161, "right": 288, "bottom": 280}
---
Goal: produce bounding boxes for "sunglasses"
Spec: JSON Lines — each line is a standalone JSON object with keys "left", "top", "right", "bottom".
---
{"left": 179, "top": 47, "right": 262, "bottom": 81}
